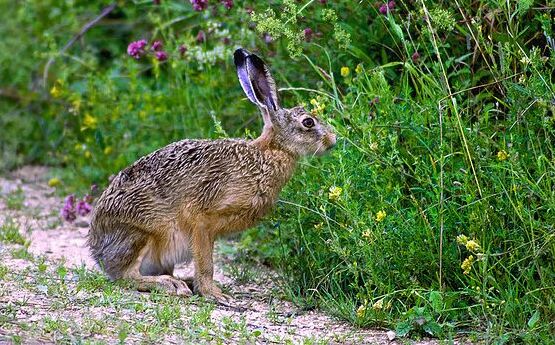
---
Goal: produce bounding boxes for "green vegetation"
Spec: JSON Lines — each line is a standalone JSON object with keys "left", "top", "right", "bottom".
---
{"left": 0, "top": 218, "right": 26, "bottom": 245}
{"left": 1, "top": 0, "right": 554, "bottom": 343}
{"left": 5, "top": 188, "right": 25, "bottom": 210}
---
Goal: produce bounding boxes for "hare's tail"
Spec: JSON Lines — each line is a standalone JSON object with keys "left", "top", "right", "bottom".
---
{"left": 88, "top": 221, "right": 148, "bottom": 279}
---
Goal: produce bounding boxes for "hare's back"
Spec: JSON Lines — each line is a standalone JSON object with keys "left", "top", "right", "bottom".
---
{"left": 94, "top": 139, "right": 266, "bottom": 218}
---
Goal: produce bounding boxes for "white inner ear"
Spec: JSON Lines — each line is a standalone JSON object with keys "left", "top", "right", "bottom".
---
{"left": 260, "top": 107, "right": 273, "bottom": 128}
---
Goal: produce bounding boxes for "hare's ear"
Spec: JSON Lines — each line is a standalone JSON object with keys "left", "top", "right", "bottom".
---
{"left": 234, "top": 48, "right": 260, "bottom": 106}
{"left": 234, "top": 48, "right": 280, "bottom": 113}
{"left": 246, "top": 53, "right": 280, "bottom": 112}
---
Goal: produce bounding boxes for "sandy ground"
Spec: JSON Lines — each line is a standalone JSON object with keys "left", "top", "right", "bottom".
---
{"left": 0, "top": 166, "right": 454, "bottom": 344}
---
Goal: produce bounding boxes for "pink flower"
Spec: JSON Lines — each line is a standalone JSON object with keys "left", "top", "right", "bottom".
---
{"left": 151, "top": 40, "right": 163, "bottom": 51}
{"left": 127, "top": 39, "right": 148, "bottom": 59}
{"left": 76, "top": 200, "right": 92, "bottom": 217}
{"left": 304, "top": 27, "right": 313, "bottom": 42}
{"left": 263, "top": 33, "right": 273, "bottom": 44}
{"left": 84, "top": 194, "right": 93, "bottom": 203}
{"left": 221, "top": 0, "right": 233, "bottom": 10}
{"left": 412, "top": 51, "right": 420, "bottom": 63}
{"left": 155, "top": 51, "right": 168, "bottom": 61}
{"left": 178, "top": 44, "right": 187, "bottom": 56}
{"left": 191, "top": 0, "right": 208, "bottom": 11}
{"left": 196, "top": 30, "right": 206, "bottom": 43}
{"left": 61, "top": 195, "right": 76, "bottom": 222}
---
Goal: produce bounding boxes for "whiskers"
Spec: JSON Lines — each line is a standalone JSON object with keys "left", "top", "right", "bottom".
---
{"left": 311, "top": 142, "right": 324, "bottom": 158}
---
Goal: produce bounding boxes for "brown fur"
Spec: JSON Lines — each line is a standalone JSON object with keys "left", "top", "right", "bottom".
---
{"left": 87, "top": 49, "right": 336, "bottom": 300}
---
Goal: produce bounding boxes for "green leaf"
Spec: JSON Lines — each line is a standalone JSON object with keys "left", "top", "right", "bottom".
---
{"left": 528, "top": 310, "right": 540, "bottom": 328}
{"left": 429, "top": 290, "right": 443, "bottom": 313}
{"left": 423, "top": 321, "right": 442, "bottom": 336}
{"left": 395, "top": 321, "right": 412, "bottom": 337}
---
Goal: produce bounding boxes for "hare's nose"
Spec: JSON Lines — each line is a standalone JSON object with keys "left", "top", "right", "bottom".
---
{"left": 325, "top": 133, "right": 337, "bottom": 149}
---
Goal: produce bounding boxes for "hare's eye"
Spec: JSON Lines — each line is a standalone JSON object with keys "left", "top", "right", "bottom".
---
{"left": 302, "top": 117, "right": 315, "bottom": 128}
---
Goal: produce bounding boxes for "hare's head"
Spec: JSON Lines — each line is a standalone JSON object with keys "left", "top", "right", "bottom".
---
{"left": 234, "top": 48, "right": 336, "bottom": 156}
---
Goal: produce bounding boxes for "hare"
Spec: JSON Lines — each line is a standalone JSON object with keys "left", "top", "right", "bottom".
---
{"left": 88, "top": 48, "right": 336, "bottom": 301}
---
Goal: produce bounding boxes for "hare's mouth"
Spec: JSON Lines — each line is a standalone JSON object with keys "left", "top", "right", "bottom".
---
{"left": 322, "top": 133, "right": 337, "bottom": 150}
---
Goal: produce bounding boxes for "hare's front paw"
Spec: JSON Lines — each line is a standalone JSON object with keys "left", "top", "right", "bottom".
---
{"left": 196, "top": 282, "right": 232, "bottom": 302}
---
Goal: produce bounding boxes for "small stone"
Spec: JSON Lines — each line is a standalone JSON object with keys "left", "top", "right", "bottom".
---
{"left": 75, "top": 220, "right": 90, "bottom": 228}
{"left": 386, "top": 330, "right": 396, "bottom": 341}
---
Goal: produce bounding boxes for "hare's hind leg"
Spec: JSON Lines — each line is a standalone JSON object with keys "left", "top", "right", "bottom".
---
{"left": 90, "top": 221, "right": 192, "bottom": 296}
{"left": 125, "top": 236, "right": 193, "bottom": 297}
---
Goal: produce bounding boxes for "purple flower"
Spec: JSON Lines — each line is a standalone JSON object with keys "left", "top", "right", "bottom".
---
{"left": 221, "top": 0, "right": 233, "bottom": 10}
{"left": 412, "top": 51, "right": 420, "bottom": 63}
{"left": 196, "top": 30, "right": 206, "bottom": 43}
{"left": 151, "top": 40, "right": 163, "bottom": 51}
{"left": 155, "top": 51, "right": 168, "bottom": 61}
{"left": 61, "top": 195, "right": 76, "bottom": 222}
{"left": 178, "top": 44, "right": 188, "bottom": 56}
{"left": 304, "top": 27, "right": 313, "bottom": 42}
{"left": 388, "top": 0, "right": 395, "bottom": 9}
{"left": 263, "top": 33, "right": 273, "bottom": 44}
{"left": 222, "top": 37, "right": 231, "bottom": 45}
{"left": 84, "top": 194, "right": 93, "bottom": 204}
{"left": 379, "top": 4, "right": 388, "bottom": 15}
{"left": 191, "top": 0, "right": 208, "bottom": 11}
{"left": 76, "top": 200, "right": 92, "bottom": 217}
{"left": 127, "top": 39, "right": 148, "bottom": 59}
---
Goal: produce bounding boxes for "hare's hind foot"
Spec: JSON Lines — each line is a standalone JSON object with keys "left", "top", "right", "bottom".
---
{"left": 134, "top": 274, "right": 193, "bottom": 296}
{"left": 195, "top": 281, "right": 232, "bottom": 302}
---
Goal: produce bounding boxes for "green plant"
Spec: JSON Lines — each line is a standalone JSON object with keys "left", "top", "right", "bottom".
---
{"left": 0, "top": 218, "right": 25, "bottom": 245}
{"left": 1, "top": 0, "right": 554, "bottom": 343}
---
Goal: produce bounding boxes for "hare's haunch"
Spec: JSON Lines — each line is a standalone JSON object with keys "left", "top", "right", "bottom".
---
{"left": 88, "top": 48, "right": 336, "bottom": 301}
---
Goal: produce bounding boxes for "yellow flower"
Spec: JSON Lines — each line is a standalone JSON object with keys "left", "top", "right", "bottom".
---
{"left": 355, "top": 63, "right": 363, "bottom": 74}
{"left": 82, "top": 113, "right": 98, "bottom": 131}
{"left": 372, "top": 298, "right": 384, "bottom": 310}
{"left": 50, "top": 85, "right": 62, "bottom": 98}
{"left": 465, "top": 240, "right": 481, "bottom": 252}
{"left": 310, "top": 98, "right": 325, "bottom": 115}
{"left": 340, "top": 66, "right": 350, "bottom": 77}
{"left": 375, "top": 210, "right": 386, "bottom": 222}
{"left": 47, "top": 177, "right": 61, "bottom": 187}
{"left": 362, "top": 230, "right": 372, "bottom": 240}
{"left": 328, "top": 186, "right": 343, "bottom": 201}
{"left": 84, "top": 150, "right": 92, "bottom": 159}
{"left": 497, "top": 150, "right": 509, "bottom": 161}
{"left": 314, "top": 222, "right": 323, "bottom": 231}
{"left": 356, "top": 304, "right": 367, "bottom": 318}
{"left": 456, "top": 234, "right": 469, "bottom": 245}
{"left": 461, "top": 255, "right": 475, "bottom": 275}
{"left": 103, "top": 146, "right": 113, "bottom": 155}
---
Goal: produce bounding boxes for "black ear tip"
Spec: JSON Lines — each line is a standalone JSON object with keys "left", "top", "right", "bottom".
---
{"left": 233, "top": 49, "right": 246, "bottom": 67}
{"left": 234, "top": 48, "right": 252, "bottom": 66}
{"left": 248, "top": 54, "right": 266, "bottom": 69}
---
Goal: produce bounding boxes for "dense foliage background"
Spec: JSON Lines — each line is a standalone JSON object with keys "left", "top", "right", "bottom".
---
{"left": 1, "top": 0, "right": 554, "bottom": 342}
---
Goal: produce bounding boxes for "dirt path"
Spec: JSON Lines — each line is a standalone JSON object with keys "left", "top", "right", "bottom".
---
{"left": 0, "top": 166, "right": 444, "bottom": 344}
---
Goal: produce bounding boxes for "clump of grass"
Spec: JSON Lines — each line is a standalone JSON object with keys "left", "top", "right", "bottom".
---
{"left": 5, "top": 188, "right": 25, "bottom": 210}
{"left": 0, "top": 218, "right": 25, "bottom": 245}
